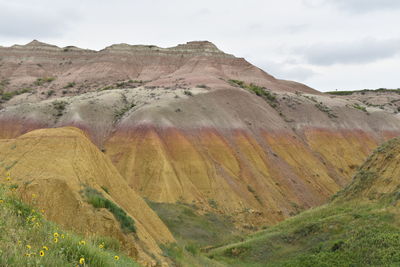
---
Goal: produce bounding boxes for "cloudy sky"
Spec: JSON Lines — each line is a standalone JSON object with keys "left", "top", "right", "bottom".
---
{"left": 0, "top": 0, "right": 399, "bottom": 91}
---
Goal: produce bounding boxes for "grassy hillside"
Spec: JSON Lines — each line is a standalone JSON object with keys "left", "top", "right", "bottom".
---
{"left": 147, "top": 201, "right": 244, "bottom": 267}
{"left": 208, "top": 138, "right": 400, "bottom": 266}
{"left": 0, "top": 182, "right": 140, "bottom": 267}
{"left": 209, "top": 202, "right": 400, "bottom": 266}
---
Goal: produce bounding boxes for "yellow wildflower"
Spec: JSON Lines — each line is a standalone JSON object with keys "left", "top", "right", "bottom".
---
{"left": 39, "top": 250, "right": 45, "bottom": 257}
{"left": 61, "top": 234, "right": 65, "bottom": 239}
{"left": 25, "top": 253, "right": 30, "bottom": 257}
{"left": 26, "top": 245, "right": 31, "bottom": 249}
{"left": 79, "top": 240, "right": 86, "bottom": 245}
{"left": 32, "top": 193, "right": 37, "bottom": 198}
{"left": 79, "top": 257, "right": 85, "bottom": 264}
{"left": 0, "top": 199, "right": 4, "bottom": 204}
{"left": 41, "top": 209, "right": 45, "bottom": 213}
{"left": 114, "top": 255, "right": 120, "bottom": 261}
{"left": 53, "top": 232, "right": 59, "bottom": 238}
{"left": 42, "top": 246, "right": 49, "bottom": 251}
{"left": 54, "top": 237, "right": 58, "bottom": 243}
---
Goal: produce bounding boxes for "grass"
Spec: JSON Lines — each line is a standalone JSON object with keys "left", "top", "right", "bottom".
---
{"left": 0, "top": 182, "right": 139, "bottom": 267}
{"left": 315, "top": 102, "right": 337, "bottom": 118}
{"left": 208, "top": 138, "right": 400, "bottom": 266}
{"left": 229, "top": 79, "right": 277, "bottom": 107}
{"left": 114, "top": 103, "right": 136, "bottom": 122}
{"left": 34, "top": 77, "right": 55, "bottom": 86}
{"left": 52, "top": 100, "right": 68, "bottom": 117}
{"left": 0, "top": 88, "right": 32, "bottom": 101}
{"left": 64, "top": 82, "right": 76, "bottom": 89}
{"left": 82, "top": 186, "right": 136, "bottom": 234}
{"left": 209, "top": 202, "right": 400, "bottom": 266}
{"left": 147, "top": 201, "right": 241, "bottom": 248}
{"left": 352, "top": 103, "right": 368, "bottom": 113}
{"left": 326, "top": 88, "right": 400, "bottom": 96}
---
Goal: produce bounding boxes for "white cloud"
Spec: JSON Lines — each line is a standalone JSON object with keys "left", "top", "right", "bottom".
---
{"left": 295, "top": 38, "right": 400, "bottom": 65}
{"left": 325, "top": 0, "right": 400, "bottom": 13}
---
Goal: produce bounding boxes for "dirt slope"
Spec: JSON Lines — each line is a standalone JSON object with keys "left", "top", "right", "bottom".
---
{"left": 1, "top": 41, "right": 400, "bottom": 228}
{"left": 335, "top": 137, "right": 400, "bottom": 202}
{"left": 209, "top": 138, "right": 400, "bottom": 266}
{"left": 0, "top": 127, "right": 174, "bottom": 266}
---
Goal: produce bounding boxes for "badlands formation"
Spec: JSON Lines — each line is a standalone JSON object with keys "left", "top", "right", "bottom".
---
{"left": 1, "top": 40, "right": 400, "bottom": 265}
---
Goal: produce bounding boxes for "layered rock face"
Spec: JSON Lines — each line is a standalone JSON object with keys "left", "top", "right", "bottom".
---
{"left": 0, "top": 40, "right": 400, "bottom": 228}
{"left": 0, "top": 127, "right": 174, "bottom": 266}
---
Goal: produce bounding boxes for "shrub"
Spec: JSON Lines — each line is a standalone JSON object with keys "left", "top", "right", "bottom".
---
{"left": 34, "top": 77, "right": 55, "bottom": 86}
{"left": 83, "top": 186, "right": 136, "bottom": 233}
{"left": 0, "top": 88, "right": 32, "bottom": 101}
{"left": 64, "top": 82, "right": 76, "bottom": 88}
{"left": 47, "top": 90, "right": 55, "bottom": 97}
{"left": 228, "top": 79, "right": 277, "bottom": 108}
{"left": 353, "top": 103, "right": 367, "bottom": 112}
{"left": 52, "top": 101, "right": 68, "bottom": 117}
{"left": 184, "top": 90, "right": 193, "bottom": 96}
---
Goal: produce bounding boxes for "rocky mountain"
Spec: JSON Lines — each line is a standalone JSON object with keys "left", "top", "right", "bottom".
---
{"left": 1, "top": 40, "right": 400, "bottom": 265}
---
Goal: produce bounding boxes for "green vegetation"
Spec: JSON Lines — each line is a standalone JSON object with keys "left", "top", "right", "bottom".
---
{"left": 0, "top": 88, "right": 32, "bottom": 101}
{"left": 64, "top": 82, "right": 76, "bottom": 89}
{"left": 34, "top": 77, "right": 56, "bottom": 86}
{"left": 196, "top": 84, "right": 209, "bottom": 89}
{"left": 147, "top": 200, "right": 241, "bottom": 266}
{"left": 82, "top": 186, "right": 136, "bottom": 234}
{"left": 209, "top": 138, "right": 400, "bottom": 266}
{"left": 352, "top": 103, "right": 368, "bottom": 113}
{"left": 315, "top": 102, "right": 337, "bottom": 118}
{"left": 98, "top": 80, "right": 143, "bottom": 91}
{"left": 147, "top": 201, "right": 241, "bottom": 247}
{"left": 114, "top": 103, "right": 136, "bottom": 121}
{"left": 0, "top": 183, "right": 139, "bottom": 266}
{"left": 47, "top": 90, "right": 55, "bottom": 97}
{"left": 209, "top": 202, "right": 400, "bottom": 267}
{"left": 229, "top": 79, "right": 277, "bottom": 108}
{"left": 327, "top": 88, "right": 400, "bottom": 96}
{"left": 184, "top": 90, "right": 193, "bottom": 96}
{"left": 52, "top": 100, "right": 68, "bottom": 117}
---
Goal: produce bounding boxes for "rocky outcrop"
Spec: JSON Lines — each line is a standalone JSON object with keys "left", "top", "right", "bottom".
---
{"left": 0, "top": 40, "right": 400, "bottom": 228}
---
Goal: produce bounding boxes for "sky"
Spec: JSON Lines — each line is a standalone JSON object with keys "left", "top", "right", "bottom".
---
{"left": 0, "top": 0, "right": 399, "bottom": 92}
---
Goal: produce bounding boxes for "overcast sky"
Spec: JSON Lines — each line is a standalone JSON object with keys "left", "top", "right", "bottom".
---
{"left": 0, "top": 0, "right": 399, "bottom": 91}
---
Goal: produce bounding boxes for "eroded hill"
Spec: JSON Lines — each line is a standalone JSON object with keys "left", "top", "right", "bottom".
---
{"left": 0, "top": 127, "right": 174, "bottom": 266}
{"left": 0, "top": 41, "right": 400, "bottom": 229}
{"left": 209, "top": 138, "right": 400, "bottom": 266}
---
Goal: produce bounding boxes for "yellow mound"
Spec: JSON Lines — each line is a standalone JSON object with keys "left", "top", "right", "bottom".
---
{"left": 0, "top": 127, "right": 174, "bottom": 266}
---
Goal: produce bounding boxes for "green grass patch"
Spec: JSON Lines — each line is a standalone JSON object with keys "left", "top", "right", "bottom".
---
{"left": 326, "top": 88, "right": 400, "bottom": 96}
{"left": 34, "top": 77, "right": 56, "bottom": 86}
{"left": 0, "top": 184, "right": 139, "bottom": 266}
{"left": 82, "top": 186, "right": 136, "bottom": 234}
{"left": 352, "top": 103, "right": 368, "bottom": 112}
{"left": 0, "top": 88, "right": 32, "bottom": 101}
{"left": 229, "top": 79, "right": 277, "bottom": 107}
{"left": 146, "top": 200, "right": 241, "bottom": 248}
{"left": 209, "top": 201, "right": 400, "bottom": 267}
